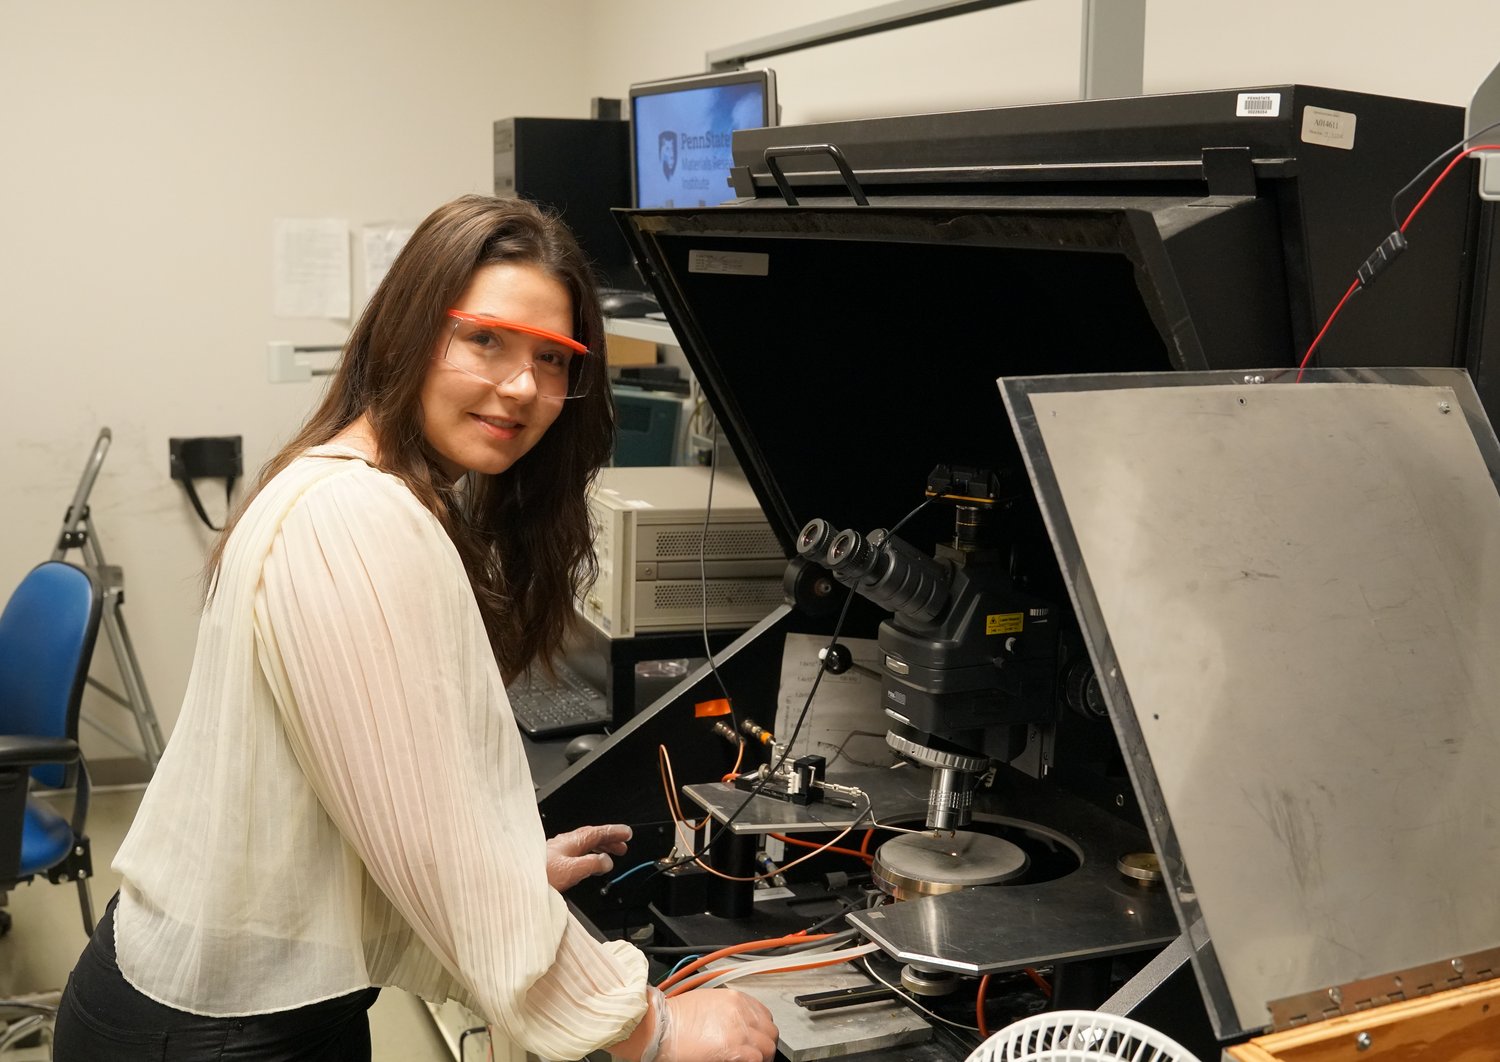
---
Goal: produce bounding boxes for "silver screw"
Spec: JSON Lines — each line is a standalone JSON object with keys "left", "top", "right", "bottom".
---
{"left": 1356, "top": 1032, "right": 1372, "bottom": 1051}
{"left": 1242, "top": 374, "right": 1265, "bottom": 384}
{"left": 1115, "top": 794, "right": 1125, "bottom": 807}
{"left": 1453, "top": 958, "right": 1466, "bottom": 975}
{"left": 1329, "top": 986, "right": 1343, "bottom": 1005}
{"left": 1439, "top": 401, "right": 1452, "bottom": 414}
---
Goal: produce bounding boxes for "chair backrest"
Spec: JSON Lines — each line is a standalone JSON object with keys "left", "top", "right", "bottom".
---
{"left": 0, "top": 562, "right": 101, "bottom": 787}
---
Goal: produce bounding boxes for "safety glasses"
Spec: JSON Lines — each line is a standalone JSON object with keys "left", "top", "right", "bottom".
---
{"left": 440, "top": 310, "right": 590, "bottom": 401}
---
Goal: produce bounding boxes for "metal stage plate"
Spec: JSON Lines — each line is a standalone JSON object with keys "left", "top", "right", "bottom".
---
{"left": 682, "top": 782, "right": 867, "bottom": 833}
{"left": 872, "top": 831, "right": 1030, "bottom": 897}
{"left": 685, "top": 765, "right": 1179, "bottom": 976}
{"left": 729, "top": 966, "right": 934, "bottom": 1061}
{"left": 852, "top": 866, "right": 1179, "bottom": 976}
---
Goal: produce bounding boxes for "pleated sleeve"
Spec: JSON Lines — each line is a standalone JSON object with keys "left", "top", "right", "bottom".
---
{"left": 252, "top": 465, "right": 648, "bottom": 1059}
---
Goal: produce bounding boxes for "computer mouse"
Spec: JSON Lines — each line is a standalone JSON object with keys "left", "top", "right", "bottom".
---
{"left": 598, "top": 290, "right": 661, "bottom": 318}
{"left": 563, "top": 732, "right": 606, "bottom": 765}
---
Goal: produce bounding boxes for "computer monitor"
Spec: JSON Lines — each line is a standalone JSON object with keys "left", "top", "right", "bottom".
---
{"left": 629, "top": 69, "right": 777, "bottom": 210}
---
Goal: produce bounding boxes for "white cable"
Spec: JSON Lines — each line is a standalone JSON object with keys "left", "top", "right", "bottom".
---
{"left": 861, "top": 958, "right": 983, "bottom": 1033}
{"left": 688, "top": 942, "right": 880, "bottom": 993}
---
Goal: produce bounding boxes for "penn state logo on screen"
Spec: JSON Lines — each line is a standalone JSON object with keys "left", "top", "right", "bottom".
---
{"left": 659, "top": 131, "right": 678, "bottom": 180}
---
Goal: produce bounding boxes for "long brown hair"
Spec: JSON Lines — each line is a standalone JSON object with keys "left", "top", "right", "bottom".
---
{"left": 211, "top": 195, "right": 615, "bottom": 678}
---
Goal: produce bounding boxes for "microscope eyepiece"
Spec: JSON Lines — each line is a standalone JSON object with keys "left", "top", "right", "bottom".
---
{"left": 826, "top": 528, "right": 877, "bottom": 578}
{"left": 796, "top": 518, "right": 835, "bottom": 560}
{"left": 798, "top": 520, "right": 951, "bottom": 624}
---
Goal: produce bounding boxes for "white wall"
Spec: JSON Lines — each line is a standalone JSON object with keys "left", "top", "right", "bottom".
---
{"left": 4, "top": 0, "right": 1500, "bottom": 757}
{"left": 0, "top": 0, "right": 585, "bottom": 755}
{"left": 579, "top": 1, "right": 1500, "bottom": 117}
{"left": 576, "top": 1, "right": 1086, "bottom": 123}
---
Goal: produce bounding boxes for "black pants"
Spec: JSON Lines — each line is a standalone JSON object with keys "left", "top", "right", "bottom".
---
{"left": 54, "top": 895, "right": 381, "bottom": 1061}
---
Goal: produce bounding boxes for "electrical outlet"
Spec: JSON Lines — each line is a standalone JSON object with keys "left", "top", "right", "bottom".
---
{"left": 267, "top": 341, "right": 310, "bottom": 383}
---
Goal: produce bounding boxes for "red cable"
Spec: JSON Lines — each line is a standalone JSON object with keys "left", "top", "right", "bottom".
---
{"left": 1296, "top": 278, "right": 1361, "bottom": 378}
{"left": 1401, "top": 144, "right": 1500, "bottom": 232}
{"left": 1297, "top": 143, "right": 1500, "bottom": 378}
{"left": 975, "top": 974, "right": 992, "bottom": 1038}
{"left": 1024, "top": 966, "right": 1053, "bottom": 999}
{"left": 771, "top": 833, "right": 875, "bottom": 864}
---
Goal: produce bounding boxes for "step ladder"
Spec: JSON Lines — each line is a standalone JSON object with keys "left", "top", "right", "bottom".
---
{"left": 51, "top": 428, "right": 165, "bottom": 770}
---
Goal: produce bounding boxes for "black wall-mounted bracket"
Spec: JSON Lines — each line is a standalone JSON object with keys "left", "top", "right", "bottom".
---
{"left": 169, "top": 436, "right": 243, "bottom": 532}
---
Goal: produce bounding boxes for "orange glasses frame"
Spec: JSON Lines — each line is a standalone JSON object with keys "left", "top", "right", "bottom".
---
{"left": 445, "top": 310, "right": 588, "bottom": 355}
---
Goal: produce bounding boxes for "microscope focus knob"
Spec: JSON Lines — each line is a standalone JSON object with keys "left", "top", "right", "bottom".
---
{"left": 885, "top": 730, "right": 990, "bottom": 773}
{"left": 1064, "top": 659, "right": 1108, "bottom": 720}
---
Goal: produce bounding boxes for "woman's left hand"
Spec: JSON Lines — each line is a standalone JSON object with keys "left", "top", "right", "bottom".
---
{"left": 545, "top": 824, "right": 632, "bottom": 892}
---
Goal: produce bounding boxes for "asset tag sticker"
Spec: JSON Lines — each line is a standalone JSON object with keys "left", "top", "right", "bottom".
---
{"left": 1301, "top": 106, "right": 1357, "bottom": 150}
{"left": 986, "top": 612, "right": 1024, "bottom": 635}
{"left": 1236, "top": 92, "right": 1282, "bottom": 117}
{"left": 688, "top": 249, "right": 770, "bottom": 276}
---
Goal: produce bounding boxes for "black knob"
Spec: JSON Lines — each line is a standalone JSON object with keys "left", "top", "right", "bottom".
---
{"left": 1064, "top": 659, "right": 1108, "bottom": 720}
{"left": 821, "top": 643, "right": 853, "bottom": 675}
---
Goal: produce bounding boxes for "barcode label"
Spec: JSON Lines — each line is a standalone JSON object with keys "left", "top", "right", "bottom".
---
{"left": 1236, "top": 92, "right": 1282, "bottom": 117}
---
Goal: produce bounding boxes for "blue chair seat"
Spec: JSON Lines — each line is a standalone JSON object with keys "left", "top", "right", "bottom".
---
{"left": 18, "top": 798, "right": 72, "bottom": 877}
{"left": 0, "top": 560, "right": 103, "bottom": 936}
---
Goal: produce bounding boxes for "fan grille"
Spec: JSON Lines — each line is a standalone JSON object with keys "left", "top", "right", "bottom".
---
{"left": 964, "top": 1010, "right": 1202, "bottom": 1062}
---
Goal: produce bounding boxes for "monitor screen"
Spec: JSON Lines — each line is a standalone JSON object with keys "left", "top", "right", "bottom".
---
{"left": 629, "top": 69, "right": 777, "bottom": 210}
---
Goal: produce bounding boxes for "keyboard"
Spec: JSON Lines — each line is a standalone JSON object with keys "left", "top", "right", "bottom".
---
{"left": 507, "top": 661, "right": 611, "bottom": 739}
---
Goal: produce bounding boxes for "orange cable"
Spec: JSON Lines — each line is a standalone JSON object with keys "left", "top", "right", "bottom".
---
{"left": 658, "top": 931, "right": 833, "bottom": 992}
{"left": 720, "top": 739, "right": 746, "bottom": 783}
{"left": 659, "top": 746, "right": 872, "bottom": 886}
{"left": 658, "top": 745, "right": 708, "bottom": 831}
{"left": 771, "top": 833, "right": 875, "bottom": 864}
{"left": 665, "top": 952, "right": 863, "bottom": 998}
{"left": 976, "top": 974, "right": 992, "bottom": 1038}
{"left": 1024, "top": 966, "right": 1052, "bottom": 999}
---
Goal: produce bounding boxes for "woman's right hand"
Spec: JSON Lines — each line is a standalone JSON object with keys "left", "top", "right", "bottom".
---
{"left": 658, "top": 988, "right": 778, "bottom": 1062}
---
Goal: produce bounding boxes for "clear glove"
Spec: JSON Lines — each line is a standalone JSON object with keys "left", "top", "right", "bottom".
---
{"left": 650, "top": 987, "right": 778, "bottom": 1062}
{"left": 544, "top": 823, "right": 631, "bottom": 892}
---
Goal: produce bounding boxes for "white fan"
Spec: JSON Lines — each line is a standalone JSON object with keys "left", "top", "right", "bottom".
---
{"left": 965, "top": 1010, "right": 1203, "bottom": 1062}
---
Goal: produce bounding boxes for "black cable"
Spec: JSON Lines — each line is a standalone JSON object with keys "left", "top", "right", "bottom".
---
{"left": 815, "top": 729, "right": 895, "bottom": 769}
{"left": 698, "top": 418, "right": 735, "bottom": 714}
{"left": 661, "top": 493, "right": 940, "bottom": 873}
{"left": 801, "top": 900, "right": 863, "bottom": 937}
{"left": 641, "top": 927, "right": 861, "bottom": 958}
{"left": 1390, "top": 116, "right": 1500, "bottom": 229}
{"left": 605, "top": 492, "right": 942, "bottom": 900}
{"left": 1301, "top": 117, "right": 1500, "bottom": 376}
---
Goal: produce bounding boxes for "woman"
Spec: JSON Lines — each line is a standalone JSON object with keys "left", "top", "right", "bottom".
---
{"left": 54, "top": 196, "right": 777, "bottom": 1061}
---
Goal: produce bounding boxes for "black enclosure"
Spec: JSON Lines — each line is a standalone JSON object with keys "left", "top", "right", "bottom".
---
{"left": 537, "top": 91, "right": 1486, "bottom": 1053}
{"left": 616, "top": 85, "right": 1479, "bottom": 558}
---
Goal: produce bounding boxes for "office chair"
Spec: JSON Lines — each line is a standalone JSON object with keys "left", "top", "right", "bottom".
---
{"left": 0, "top": 561, "right": 102, "bottom": 937}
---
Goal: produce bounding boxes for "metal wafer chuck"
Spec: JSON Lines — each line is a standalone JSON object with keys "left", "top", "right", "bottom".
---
{"left": 886, "top": 729, "right": 991, "bottom": 832}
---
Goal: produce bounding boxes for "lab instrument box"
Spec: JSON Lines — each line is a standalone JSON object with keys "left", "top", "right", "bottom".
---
{"left": 580, "top": 466, "right": 784, "bottom": 639}
{"left": 492, "top": 117, "right": 633, "bottom": 289}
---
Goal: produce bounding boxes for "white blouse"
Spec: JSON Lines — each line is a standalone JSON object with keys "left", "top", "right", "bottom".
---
{"left": 112, "top": 446, "right": 647, "bottom": 1061}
